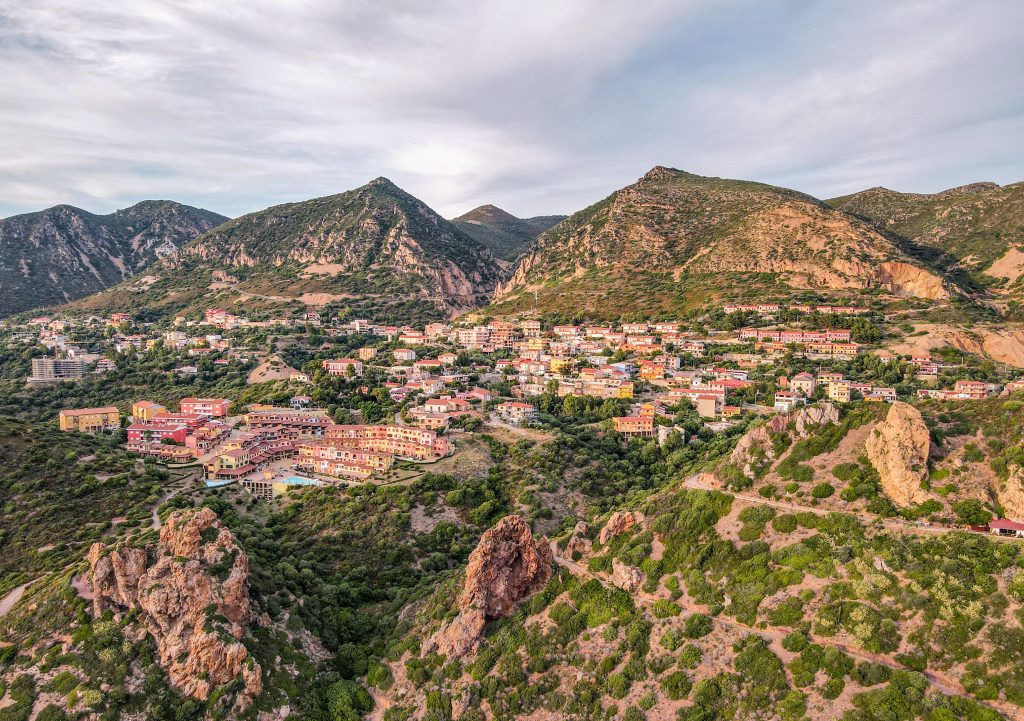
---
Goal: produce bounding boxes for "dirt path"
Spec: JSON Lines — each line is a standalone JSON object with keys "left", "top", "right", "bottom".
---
{"left": 0, "top": 582, "right": 28, "bottom": 617}
{"left": 550, "top": 544, "right": 1022, "bottom": 719}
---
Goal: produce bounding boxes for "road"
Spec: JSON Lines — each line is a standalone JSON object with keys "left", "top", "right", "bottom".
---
{"left": 548, "top": 542, "right": 1021, "bottom": 719}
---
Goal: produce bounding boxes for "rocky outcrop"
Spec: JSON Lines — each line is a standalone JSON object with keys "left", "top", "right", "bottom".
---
{"left": 611, "top": 559, "right": 643, "bottom": 592}
{"left": 875, "top": 261, "right": 949, "bottom": 300}
{"left": 997, "top": 464, "right": 1024, "bottom": 521}
{"left": 87, "top": 508, "right": 261, "bottom": 710}
{"left": 728, "top": 403, "right": 840, "bottom": 480}
{"left": 598, "top": 511, "right": 645, "bottom": 545}
{"left": 865, "top": 402, "right": 930, "bottom": 507}
{"left": 431, "top": 516, "right": 552, "bottom": 658}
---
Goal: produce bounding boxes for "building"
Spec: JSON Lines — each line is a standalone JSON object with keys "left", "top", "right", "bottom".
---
{"left": 953, "top": 380, "right": 989, "bottom": 400}
{"left": 613, "top": 415, "right": 655, "bottom": 437}
{"left": 59, "top": 406, "right": 120, "bottom": 434}
{"left": 990, "top": 518, "right": 1024, "bottom": 538}
{"left": 774, "top": 391, "right": 804, "bottom": 413}
{"left": 357, "top": 347, "right": 379, "bottom": 361}
{"left": 393, "top": 348, "right": 417, "bottom": 362}
{"left": 826, "top": 380, "right": 851, "bottom": 403}
{"left": 180, "top": 397, "right": 231, "bottom": 417}
{"left": 131, "top": 400, "right": 167, "bottom": 422}
{"left": 325, "top": 424, "right": 451, "bottom": 460}
{"left": 790, "top": 372, "right": 816, "bottom": 397}
{"left": 127, "top": 422, "right": 187, "bottom": 445}
{"left": 325, "top": 358, "right": 364, "bottom": 377}
{"left": 31, "top": 357, "right": 85, "bottom": 383}
{"left": 495, "top": 401, "right": 538, "bottom": 426}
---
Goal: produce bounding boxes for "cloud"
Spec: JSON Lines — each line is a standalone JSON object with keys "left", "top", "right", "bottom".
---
{"left": 0, "top": 0, "right": 1020, "bottom": 219}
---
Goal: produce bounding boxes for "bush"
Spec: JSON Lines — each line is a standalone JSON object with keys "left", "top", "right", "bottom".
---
{"left": 683, "top": 613, "right": 712, "bottom": 639}
{"left": 772, "top": 514, "right": 798, "bottom": 533}
{"left": 652, "top": 600, "right": 681, "bottom": 619}
{"left": 659, "top": 670, "right": 692, "bottom": 700}
{"left": 811, "top": 483, "right": 835, "bottom": 499}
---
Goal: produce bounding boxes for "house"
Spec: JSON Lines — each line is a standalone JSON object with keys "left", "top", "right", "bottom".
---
{"left": 393, "top": 348, "right": 417, "bottom": 362}
{"left": 325, "top": 358, "right": 364, "bottom": 377}
{"left": 290, "top": 395, "right": 312, "bottom": 410}
{"left": 613, "top": 415, "right": 655, "bottom": 437}
{"left": 181, "top": 398, "right": 231, "bottom": 417}
{"left": 990, "top": 518, "right": 1024, "bottom": 538}
{"left": 132, "top": 400, "right": 167, "bottom": 422}
{"left": 694, "top": 395, "right": 723, "bottom": 419}
{"left": 358, "top": 347, "right": 379, "bottom": 361}
{"left": 790, "top": 372, "right": 816, "bottom": 397}
{"left": 399, "top": 332, "right": 427, "bottom": 345}
{"left": 289, "top": 371, "right": 310, "bottom": 383}
{"left": 59, "top": 406, "right": 120, "bottom": 434}
{"left": 953, "top": 380, "right": 989, "bottom": 400}
{"left": 439, "top": 352, "right": 459, "bottom": 366}
{"left": 774, "top": 391, "right": 804, "bottom": 413}
{"left": 495, "top": 401, "right": 538, "bottom": 426}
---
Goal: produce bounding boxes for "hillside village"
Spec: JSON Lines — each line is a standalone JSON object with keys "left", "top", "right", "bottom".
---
{"left": 7, "top": 298, "right": 1024, "bottom": 537}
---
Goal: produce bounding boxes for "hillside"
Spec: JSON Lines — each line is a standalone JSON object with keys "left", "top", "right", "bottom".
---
{"left": 828, "top": 182, "right": 1024, "bottom": 308}
{"left": 452, "top": 204, "right": 565, "bottom": 261}
{"left": 491, "top": 167, "right": 954, "bottom": 320}
{"left": 69, "top": 178, "right": 504, "bottom": 324}
{"left": 0, "top": 201, "right": 226, "bottom": 317}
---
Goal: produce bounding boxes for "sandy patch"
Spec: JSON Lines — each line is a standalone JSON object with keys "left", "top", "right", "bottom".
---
{"left": 299, "top": 292, "right": 352, "bottom": 305}
{"left": 302, "top": 262, "right": 348, "bottom": 276}
{"left": 988, "top": 247, "right": 1024, "bottom": 284}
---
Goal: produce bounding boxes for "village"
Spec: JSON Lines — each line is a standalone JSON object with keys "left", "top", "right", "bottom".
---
{"left": 8, "top": 302, "right": 1024, "bottom": 527}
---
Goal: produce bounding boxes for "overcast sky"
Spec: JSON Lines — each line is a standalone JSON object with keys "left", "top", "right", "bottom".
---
{"left": 1, "top": 0, "right": 1022, "bottom": 220}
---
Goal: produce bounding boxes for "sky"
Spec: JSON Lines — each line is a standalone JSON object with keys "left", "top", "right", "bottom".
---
{"left": 1, "top": 0, "right": 1022, "bottom": 220}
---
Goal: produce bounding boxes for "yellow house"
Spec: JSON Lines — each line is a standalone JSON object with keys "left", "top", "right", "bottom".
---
{"left": 617, "top": 382, "right": 635, "bottom": 399}
{"left": 59, "top": 406, "right": 120, "bottom": 433}
{"left": 525, "top": 337, "right": 546, "bottom": 352}
{"left": 549, "top": 357, "right": 574, "bottom": 374}
{"left": 132, "top": 400, "right": 166, "bottom": 422}
{"left": 827, "top": 381, "right": 851, "bottom": 403}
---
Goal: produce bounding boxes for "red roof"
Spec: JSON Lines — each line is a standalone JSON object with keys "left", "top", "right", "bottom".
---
{"left": 990, "top": 518, "right": 1024, "bottom": 531}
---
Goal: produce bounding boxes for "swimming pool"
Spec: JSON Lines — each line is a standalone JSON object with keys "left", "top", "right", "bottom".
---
{"left": 277, "top": 475, "right": 323, "bottom": 486}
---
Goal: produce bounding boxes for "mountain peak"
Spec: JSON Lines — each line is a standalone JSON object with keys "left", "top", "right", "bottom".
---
{"left": 455, "top": 204, "right": 519, "bottom": 225}
{"left": 639, "top": 165, "right": 684, "bottom": 183}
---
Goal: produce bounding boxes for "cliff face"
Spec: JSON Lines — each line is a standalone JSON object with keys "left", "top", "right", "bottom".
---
{"left": 997, "top": 464, "right": 1024, "bottom": 520}
{"left": 0, "top": 201, "right": 226, "bottom": 317}
{"left": 431, "top": 515, "right": 552, "bottom": 658}
{"left": 87, "top": 507, "right": 261, "bottom": 710}
{"left": 865, "top": 402, "right": 931, "bottom": 507}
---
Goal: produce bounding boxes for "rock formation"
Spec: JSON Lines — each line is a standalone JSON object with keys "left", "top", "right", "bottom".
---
{"left": 431, "top": 515, "right": 552, "bottom": 658}
{"left": 598, "top": 511, "right": 645, "bottom": 545}
{"left": 865, "top": 402, "right": 931, "bottom": 507}
{"left": 611, "top": 558, "right": 643, "bottom": 592}
{"left": 997, "top": 464, "right": 1024, "bottom": 521}
{"left": 728, "top": 403, "right": 840, "bottom": 480}
{"left": 87, "top": 507, "right": 262, "bottom": 710}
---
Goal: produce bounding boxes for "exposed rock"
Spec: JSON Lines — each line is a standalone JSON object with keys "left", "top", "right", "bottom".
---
{"left": 611, "top": 559, "right": 643, "bottom": 592}
{"left": 875, "top": 261, "right": 949, "bottom": 299}
{"left": 997, "top": 464, "right": 1024, "bottom": 521}
{"left": 598, "top": 511, "right": 645, "bottom": 545}
{"left": 431, "top": 515, "right": 552, "bottom": 658}
{"left": 566, "top": 521, "right": 593, "bottom": 557}
{"left": 88, "top": 507, "right": 262, "bottom": 710}
{"left": 865, "top": 402, "right": 930, "bottom": 507}
{"left": 728, "top": 403, "right": 840, "bottom": 480}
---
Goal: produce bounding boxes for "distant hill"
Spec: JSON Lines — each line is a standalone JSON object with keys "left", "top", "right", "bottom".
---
{"left": 451, "top": 204, "right": 565, "bottom": 261}
{"left": 828, "top": 182, "right": 1024, "bottom": 303}
{"left": 0, "top": 200, "right": 226, "bottom": 317}
{"left": 491, "top": 166, "right": 952, "bottom": 320}
{"left": 70, "top": 178, "right": 504, "bottom": 324}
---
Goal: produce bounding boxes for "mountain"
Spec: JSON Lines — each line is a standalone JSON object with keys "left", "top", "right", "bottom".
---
{"left": 452, "top": 204, "right": 566, "bottom": 261}
{"left": 827, "top": 182, "right": 1024, "bottom": 303}
{"left": 491, "top": 167, "right": 952, "bottom": 320}
{"left": 0, "top": 200, "right": 226, "bottom": 317}
{"left": 70, "top": 178, "right": 506, "bottom": 324}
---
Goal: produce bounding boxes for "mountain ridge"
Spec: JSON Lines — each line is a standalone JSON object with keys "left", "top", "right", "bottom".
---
{"left": 0, "top": 200, "right": 227, "bottom": 317}
{"left": 452, "top": 204, "right": 565, "bottom": 261}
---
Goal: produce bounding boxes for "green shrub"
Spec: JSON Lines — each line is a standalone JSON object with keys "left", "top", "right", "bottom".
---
{"left": 659, "top": 670, "right": 692, "bottom": 700}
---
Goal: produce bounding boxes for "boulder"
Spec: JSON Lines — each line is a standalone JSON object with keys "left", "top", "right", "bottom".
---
{"left": 431, "top": 515, "right": 552, "bottom": 658}
{"left": 865, "top": 402, "right": 930, "bottom": 507}
{"left": 610, "top": 558, "right": 643, "bottom": 592}
{"left": 598, "top": 511, "right": 644, "bottom": 545}
{"left": 87, "top": 507, "right": 262, "bottom": 710}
